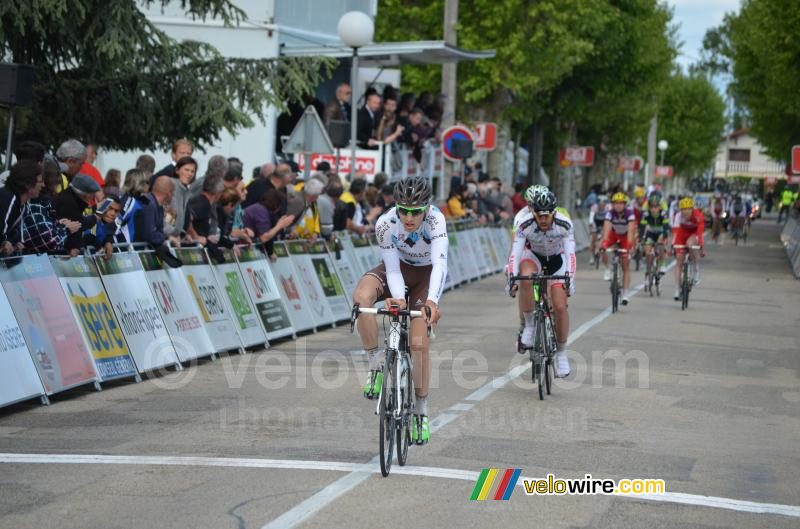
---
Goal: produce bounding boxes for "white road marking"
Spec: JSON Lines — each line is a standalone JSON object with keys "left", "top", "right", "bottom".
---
{"left": 3, "top": 452, "right": 799, "bottom": 518}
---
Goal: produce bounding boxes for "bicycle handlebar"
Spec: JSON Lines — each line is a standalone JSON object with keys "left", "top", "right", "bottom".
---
{"left": 509, "top": 274, "right": 571, "bottom": 283}
{"left": 605, "top": 248, "right": 629, "bottom": 253}
{"left": 350, "top": 303, "right": 433, "bottom": 337}
{"left": 672, "top": 244, "right": 702, "bottom": 249}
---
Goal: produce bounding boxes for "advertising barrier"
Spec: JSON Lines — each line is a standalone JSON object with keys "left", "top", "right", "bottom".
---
{"left": 174, "top": 248, "right": 243, "bottom": 354}
{"left": 0, "top": 255, "right": 97, "bottom": 394}
{"left": 237, "top": 246, "right": 295, "bottom": 341}
{"left": 308, "top": 241, "right": 351, "bottom": 320}
{"left": 327, "top": 239, "right": 358, "bottom": 303}
{"left": 52, "top": 256, "right": 138, "bottom": 382}
{"left": 351, "top": 235, "right": 378, "bottom": 275}
{"left": 210, "top": 248, "right": 269, "bottom": 349}
{"left": 270, "top": 242, "right": 315, "bottom": 333}
{"left": 95, "top": 253, "right": 181, "bottom": 372}
{"left": 454, "top": 222, "right": 481, "bottom": 281}
{"left": 286, "top": 241, "right": 337, "bottom": 327}
{"left": 0, "top": 284, "right": 46, "bottom": 408}
{"left": 140, "top": 251, "right": 215, "bottom": 362}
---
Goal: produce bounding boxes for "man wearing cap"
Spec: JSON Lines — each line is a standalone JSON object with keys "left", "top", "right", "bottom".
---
{"left": 53, "top": 173, "right": 101, "bottom": 256}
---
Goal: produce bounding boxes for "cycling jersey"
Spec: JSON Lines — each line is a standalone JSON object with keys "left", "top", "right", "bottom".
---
{"left": 711, "top": 198, "right": 726, "bottom": 218}
{"left": 638, "top": 210, "right": 670, "bottom": 241}
{"left": 589, "top": 203, "right": 608, "bottom": 231}
{"left": 509, "top": 209, "right": 576, "bottom": 292}
{"left": 672, "top": 208, "right": 705, "bottom": 247}
{"left": 728, "top": 198, "right": 747, "bottom": 218}
{"left": 375, "top": 205, "right": 448, "bottom": 304}
{"left": 604, "top": 207, "right": 636, "bottom": 236}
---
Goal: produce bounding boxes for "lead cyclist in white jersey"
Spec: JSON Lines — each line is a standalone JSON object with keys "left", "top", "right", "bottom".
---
{"left": 508, "top": 187, "right": 575, "bottom": 378}
{"left": 352, "top": 176, "right": 447, "bottom": 445}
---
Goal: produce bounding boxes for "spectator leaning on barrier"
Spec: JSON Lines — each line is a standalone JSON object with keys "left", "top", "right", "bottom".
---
{"left": 243, "top": 162, "right": 275, "bottom": 207}
{"left": 20, "top": 159, "right": 79, "bottom": 255}
{"left": 244, "top": 162, "right": 291, "bottom": 212}
{"left": 243, "top": 188, "right": 295, "bottom": 261}
{"left": 163, "top": 156, "right": 197, "bottom": 240}
{"left": 185, "top": 176, "right": 224, "bottom": 245}
{"left": 190, "top": 154, "right": 228, "bottom": 196}
{"left": 1, "top": 160, "right": 46, "bottom": 255}
{"left": 53, "top": 173, "right": 100, "bottom": 256}
{"left": 55, "top": 139, "right": 87, "bottom": 193}
{"left": 118, "top": 169, "right": 150, "bottom": 244}
{"left": 447, "top": 185, "right": 469, "bottom": 218}
{"left": 87, "top": 194, "right": 124, "bottom": 260}
{"left": 134, "top": 175, "right": 182, "bottom": 267}
{"left": 152, "top": 138, "right": 194, "bottom": 182}
{"left": 287, "top": 177, "right": 324, "bottom": 240}
{"left": 0, "top": 140, "right": 46, "bottom": 187}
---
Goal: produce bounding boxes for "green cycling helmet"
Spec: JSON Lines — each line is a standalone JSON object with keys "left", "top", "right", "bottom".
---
{"left": 524, "top": 185, "right": 549, "bottom": 206}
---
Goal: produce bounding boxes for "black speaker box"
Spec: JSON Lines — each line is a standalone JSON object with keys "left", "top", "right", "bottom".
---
{"left": 0, "top": 64, "right": 35, "bottom": 107}
{"left": 451, "top": 137, "right": 473, "bottom": 159}
{"left": 328, "top": 120, "right": 351, "bottom": 149}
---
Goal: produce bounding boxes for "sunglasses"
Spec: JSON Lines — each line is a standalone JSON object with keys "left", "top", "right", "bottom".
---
{"left": 533, "top": 210, "right": 554, "bottom": 219}
{"left": 397, "top": 205, "right": 426, "bottom": 217}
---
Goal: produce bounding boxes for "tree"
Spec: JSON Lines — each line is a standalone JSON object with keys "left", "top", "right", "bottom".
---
{"left": 657, "top": 72, "right": 725, "bottom": 177}
{"left": 0, "top": 1, "right": 333, "bottom": 150}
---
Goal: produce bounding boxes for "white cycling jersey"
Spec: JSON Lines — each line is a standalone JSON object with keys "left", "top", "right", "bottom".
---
{"left": 509, "top": 209, "right": 576, "bottom": 277}
{"left": 375, "top": 205, "right": 449, "bottom": 303}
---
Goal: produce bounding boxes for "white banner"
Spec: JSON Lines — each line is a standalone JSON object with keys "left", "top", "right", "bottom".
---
{"left": 454, "top": 222, "right": 481, "bottom": 281}
{"left": 139, "top": 252, "right": 215, "bottom": 362}
{"left": 337, "top": 231, "right": 367, "bottom": 276}
{"left": 445, "top": 223, "right": 467, "bottom": 286}
{"left": 326, "top": 238, "right": 358, "bottom": 303}
{"left": 285, "top": 240, "right": 337, "bottom": 327}
{"left": 236, "top": 246, "right": 295, "bottom": 341}
{"left": 52, "top": 256, "right": 138, "bottom": 382}
{"left": 270, "top": 242, "right": 316, "bottom": 333}
{"left": 0, "top": 284, "right": 45, "bottom": 407}
{"left": 95, "top": 253, "right": 180, "bottom": 372}
{"left": 211, "top": 248, "right": 268, "bottom": 349}
{"left": 350, "top": 234, "right": 379, "bottom": 276}
{"left": 174, "top": 248, "right": 242, "bottom": 354}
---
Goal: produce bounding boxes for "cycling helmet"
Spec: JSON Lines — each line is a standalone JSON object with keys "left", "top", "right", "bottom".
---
{"left": 597, "top": 194, "right": 608, "bottom": 203}
{"left": 532, "top": 190, "right": 557, "bottom": 212}
{"left": 649, "top": 191, "right": 663, "bottom": 204}
{"left": 524, "top": 184, "right": 549, "bottom": 206}
{"left": 611, "top": 192, "right": 628, "bottom": 203}
{"left": 634, "top": 187, "right": 646, "bottom": 198}
{"left": 393, "top": 176, "right": 432, "bottom": 207}
{"left": 679, "top": 197, "right": 694, "bottom": 209}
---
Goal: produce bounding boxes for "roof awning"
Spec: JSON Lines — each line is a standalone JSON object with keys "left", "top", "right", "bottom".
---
{"left": 280, "top": 40, "right": 495, "bottom": 67}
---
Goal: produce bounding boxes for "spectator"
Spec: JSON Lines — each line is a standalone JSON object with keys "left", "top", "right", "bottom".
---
{"left": 287, "top": 177, "right": 324, "bottom": 239}
{"left": 344, "top": 179, "right": 371, "bottom": 236}
{"left": 1, "top": 160, "right": 46, "bottom": 255}
{"left": 447, "top": 185, "right": 469, "bottom": 218}
{"left": 380, "top": 184, "right": 395, "bottom": 210}
{"left": 55, "top": 139, "right": 88, "bottom": 192}
{"left": 211, "top": 188, "right": 243, "bottom": 259}
{"left": 135, "top": 154, "right": 156, "bottom": 179}
{"left": 134, "top": 176, "right": 181, "bottom": 267}
{"left": 316, "top": 161, "right": 331, "bottom": 174}
{"left": 398, "top": 93, "right": 416, "bottom": 119}
{"left": 314, "top": 172, "right": 336, "bottom": 238}
{"left": 375, "top": 95, "right": 405, "bottom": 145}
{"left": 185, "top": 176, "right": 224, "bottom": 245}
{"left": 21, "top": 159, "right": 79, "bottom": 255}
{"left": 357, "top": 91, "right": 382, "bottom": 149}
{"left": 323, "top": 82, "right": 352, "bottom": 126}
{"left": 0, "top": 140, "right": 46, "bottom": 187}
{"left": 104, "top": 169, "right": 121, "bottom": 196}
{"left": 152, "top": 139, "right": 194, "bottom": 182}
{"left": 243, "top": 188, "right": 295, "bottom": 260}
{"left": 190, "top": 154, "right": 228, "bottom": 195}
{"left": 87, "top": 195, "right": 124, "bottom": 260}
{"left": 164, "top": 156, "right": 197, "bottom": 239}
{"left": 398, "top": 108, "right": 426, "bottom": 161}
{"left": 53, "top": 173, "right": 100, "bottom": 256}
{"left": 79, "top": 142, "right": 104, "bottom": 186}
{"left": 321, "top": 179, "right": 349, "bottom": 232}
{"left": 511, "top": 182, "right": 527, "bottom": 214}
{"left": 119, "top": 169, "right": 151, "bottom": 244}
{"left": 244, "top": 162, "right": 291, "bottom": 209}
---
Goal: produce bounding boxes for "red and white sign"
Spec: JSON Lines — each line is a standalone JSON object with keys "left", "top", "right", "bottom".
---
{"left": 559, "top": 146, "right": 595, "bottom": 167}
{"left": 474, "top": 122, "right": 497, "bottom": 151}
{"left": 792, "top": 145, "right": 800, "bottom": 174}
{"left": 654, "top": 165, "right": 673, "bottom": 178}
{"left": 297, "top": 152, "right": 382, "bottom": 181}
{"left": 442, "top": 125, "right": 475, "bottom": 161}
{"left": 618, "top": 156, "right": 644, "bottom": 172}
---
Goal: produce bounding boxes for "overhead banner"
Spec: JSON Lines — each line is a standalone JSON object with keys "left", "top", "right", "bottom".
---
{"left": 0, "top": 255, "right": 96, "bottom": 394}
{"left": 95, "top": 253, "right": 180, "bottom": 372}
{"left": 326, "top": 239, "right": 358, "bottom": 304}
{"left": 210, "top": 248, "right": 268, "bottom": 349}
{"left": 237, "top": 247, "right": 295, "bottom": 341}
{"left": 52, "top": 256, "right": 138, "bottom": 381}
{"left": 0, "top": 284, "right": 45, "bottom": 408}
{"left": 139, "top": 251, "right": 215, "bottom": 362}
{"left": 351, "top": 235, "right": 378, "bottom": 275}
{"left": 270, "top": 242, "right": 316, "bottom": 333}
{"left": 174, "top": 248, "right": 242, "bottom": 354}
{"left": 286, "top": 241, "right": 336, "bottom": 328}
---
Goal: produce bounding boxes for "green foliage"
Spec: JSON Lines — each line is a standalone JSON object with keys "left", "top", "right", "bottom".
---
{"left": 657, "top": 72, "right": 725, "bottom": 176}
{"left": 0, "top": 0, "right": 333, "bottom": 150}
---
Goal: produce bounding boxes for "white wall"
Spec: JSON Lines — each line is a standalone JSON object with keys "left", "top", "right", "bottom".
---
{"left": 713, "top": 132, "right": 785, "bottom": 178}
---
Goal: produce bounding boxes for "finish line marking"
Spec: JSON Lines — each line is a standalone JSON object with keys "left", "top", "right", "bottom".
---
{"left": 1, "top": 452, "right": 798, "bottom": 519}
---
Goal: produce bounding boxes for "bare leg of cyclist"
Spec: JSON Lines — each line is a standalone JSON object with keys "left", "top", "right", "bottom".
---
{"left": 410, "top": 319, "right": 432, "bottom": 443}
{"left": 549, "top": 284, "right": 570, "bottom": 377}
{"left": 353, "top": 275, "right": 383, "bottom": 397}
{"left": 621, "top": 255, "right": 631, "bottom": 304}
{"left": 674, "top": 250, "right": 685, "bottom": 299}
{"left": 517, "top": 260, "right": 537, "bottom": 347}
{"left": 589, "top": 232, "right": 597, "bottom": 264}
{"left": 645, "top": 244, "right": 654, "bottom": 273}
{"left": 687, "top": 234, "right": 700, "bottom": 284}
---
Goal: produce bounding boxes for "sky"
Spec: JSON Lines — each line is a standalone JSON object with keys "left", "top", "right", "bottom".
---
{"left": 668, "top": 0, "right": 741, "bottom": 74}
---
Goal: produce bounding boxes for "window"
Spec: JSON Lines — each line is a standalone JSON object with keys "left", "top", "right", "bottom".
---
{"left": 728, "top": 148, "right": 750, "bottom": 162}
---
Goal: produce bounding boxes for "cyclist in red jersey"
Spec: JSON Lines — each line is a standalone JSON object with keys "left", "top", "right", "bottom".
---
{"left": 670, "top": 197, "right": 704, "bottom": 300}
{"left": 709, "top": 191, "right": 726, "bottom": 242}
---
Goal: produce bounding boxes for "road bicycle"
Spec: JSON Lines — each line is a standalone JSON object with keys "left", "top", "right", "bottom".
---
{"left": 351, "top": 298, "right": 431, "bottom": 477}
{"left": 510, "top": 273, "right": 571, "bottom": 400}
{"left": 672, "top": 244, "right": 702, "bottom": 310}
{"left": 606, "top": 247, "right": 628, "bottom": 313}
{"left": 643, "top": 241, "right": 664, "bottom": 297}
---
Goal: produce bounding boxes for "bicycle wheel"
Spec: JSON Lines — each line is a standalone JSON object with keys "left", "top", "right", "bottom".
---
{"left": 681, "top": 265, "right": 689, "bottom": 311}
{"left": 396, "top": 356, "right": 412, "bottom": 466}
{"left": 536, "top": 356, "right": 544, "bottom": 401}
{"left": 594, "top": 250, "right": 600, "bottom": 269}
{"left": 611, "top": 263, "right": 619, "bottom": 313}
{"left": 543, "top": 314, "right": 555, "bottom": 395}
{"left": 379, "top": 357, "right": 395, "bottom": 477}
{"left": 634, "top": 247, "right": 641, "bottom": 271}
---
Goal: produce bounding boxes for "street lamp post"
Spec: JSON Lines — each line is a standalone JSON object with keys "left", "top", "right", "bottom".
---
{"left": 337, "top": 11, "right": 374, "bottom": 182}
{"left": 657, "top": 139, "right": 669, "bottom": 192}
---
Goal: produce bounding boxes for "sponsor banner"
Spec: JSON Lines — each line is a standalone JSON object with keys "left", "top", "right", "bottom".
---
{"left": 351, "top": 234, "right": 378, "bottom": 275}
{"left": 326, "top": 239, "right": 358, "bottom": 303}
{"left": 0, "top": 255, "right": 96, "bottom": 394}
{"left": 308, "top": 241, "right": 350, "bottom": 320}
{"left": 446, "top": 224, "right": 467, "bottom": 285}
{"left": 270, "top": 242, "right": 315, "bottom": 332}
{"left": 285, "top": 241, "right": 336, "bottom": 327}
{"left": 210, "top": 248, "right": 268, "bottom": 348}
{"left": 140, "top": 251, "right": 215, "bottom": 361}
{"left": 454, "top": 222, "right": 481, "bottom": 281}
{"left": 95, "top": 254, "right": 180, "bottom": 372}
{"left": 52, "top": 256, "right": 137, "bottom": 381}
{"left": 174, "top": 248, "right": 242, "bottom": 353}
{"left": 474, "top": 227, "right": 497, "bottom": 274}
{"left": 337, "top": 231, "right": 367, "bottom": 276}
{"left": 237, "top": 246, "right": 295, "bottom": 341}
{"left": 367, "top": 233, "right": 382, "bottom": 266}
{"left": 0, "top": 283, "right": 46, "bottom": 407}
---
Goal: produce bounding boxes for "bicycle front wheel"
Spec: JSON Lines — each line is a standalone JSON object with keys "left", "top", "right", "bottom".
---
{"left": 379, "top": 358, "right": 396, "bottom": 477}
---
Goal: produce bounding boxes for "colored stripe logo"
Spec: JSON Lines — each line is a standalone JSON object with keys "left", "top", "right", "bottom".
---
{"left": 470, "top": 469, "right": 522, "bottom": 500}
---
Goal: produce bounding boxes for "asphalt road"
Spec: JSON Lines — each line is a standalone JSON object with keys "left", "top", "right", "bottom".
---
{"left": 1, "top": 218, "right": 798, "bottom": 529}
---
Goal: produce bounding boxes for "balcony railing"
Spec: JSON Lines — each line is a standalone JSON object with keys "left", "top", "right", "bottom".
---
{"left": 713, "top": 160, "right": 785, "bottom": 178}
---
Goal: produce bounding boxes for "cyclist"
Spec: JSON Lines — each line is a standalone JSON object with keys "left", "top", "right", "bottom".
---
{"left": 602, "top": 192, "right": 636, "bottom": 305}
{"left": 508, "top": 189, "right": 575, "bottom": 378}
{"left": 670, "top": 196, "right": 705, "bottom": 300}
{"left": 639, "top": 194, "right": 670, "bottom": 274}
{"left": 351, "top": 176, "right": 447, "bottom": 446}
{"left": 709, "top": 191, "right": 726, "bottom": 243}
{"left": 629, "top": 187, "right": 647, "bottom": 224}
{"left": 588, "top": 194, "right": 608, "bottom": 265}
{"left": 727, "top": 191, "right": 747, "bottom": 240}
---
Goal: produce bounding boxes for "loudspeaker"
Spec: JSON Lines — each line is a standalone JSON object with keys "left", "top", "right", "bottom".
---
{"left": 328, "top": 120, "right": 351, "bottom": 148}
{"left": 450, "top": 137, "right": 473, "bottom": 159}
{"left": 0, "top": 63, "right": 35, "bottom": 107}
